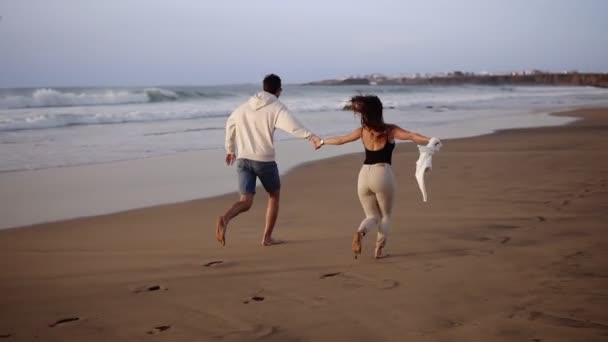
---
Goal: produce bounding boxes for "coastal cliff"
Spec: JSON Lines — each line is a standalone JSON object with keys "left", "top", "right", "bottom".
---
{"left": 306, "top": 72, "right": 608, "bottom": 88}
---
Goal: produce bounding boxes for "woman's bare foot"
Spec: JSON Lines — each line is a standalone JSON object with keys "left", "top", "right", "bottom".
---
{"left": 374, "top": 246, "right": 388, "bottom": 259}
{"left": 261, "top": 237, "right": 284, "bottom": 246}
{"left": 216, "top": 216, "right": 226, "bottom": 247}
{"left": 352, "top": 232, "right": 364, "bottom": 259}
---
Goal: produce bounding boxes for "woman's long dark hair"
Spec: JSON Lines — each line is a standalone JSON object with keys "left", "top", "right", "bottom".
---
{"left": 349, "top": 95, "right": 386, "bottom": 133}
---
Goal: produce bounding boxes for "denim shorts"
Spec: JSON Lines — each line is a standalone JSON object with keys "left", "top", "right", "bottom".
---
{"left": 236, "top": 159, "right": 281, "bottom": 194}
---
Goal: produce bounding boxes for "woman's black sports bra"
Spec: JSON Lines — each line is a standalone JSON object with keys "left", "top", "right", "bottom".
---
{"left": 363, "top": 130, "right": 395, "bottom": 165}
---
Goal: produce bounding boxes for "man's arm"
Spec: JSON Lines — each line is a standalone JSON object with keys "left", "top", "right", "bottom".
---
{"left": 225, "top": 112, "right": 237, "bottom": 165}
{"left": 275, "top": 108, "right": 321, "bottom": 148}
{"left": 275, "top": 108, "right": 314, "bottom": 140}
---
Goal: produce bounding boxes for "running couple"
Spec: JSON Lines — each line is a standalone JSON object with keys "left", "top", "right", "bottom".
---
{"left": 216, "top": 74, "right": 440, "bottom": 259}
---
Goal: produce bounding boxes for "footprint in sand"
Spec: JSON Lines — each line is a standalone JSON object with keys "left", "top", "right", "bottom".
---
{"left": 378, "top": 279, "right": 399, "bottom": 290}
{"left": 528, "top": 311, "right": 608, "bottom": 330}
{"left": 243, "top": 296, "right": 265, "bottom": 304}
{"left": 547, "top": 197, "right": 573, "bottom": 211}
{"left": 488, "top": 224, "right": 520, "bottom": 230}
{"left": 578, "top": 186, "right": 601, "bottom": 197}
{"left": 49, "top": 317, "right": 80, "bottom": 328}
{"left": 423, "top": 263, "right": 444, "bottom": 272}
{"left": 320, "top": 272, "right": 342, "bottom": 279}
{"left": 147, "top": 325, "right": 171, "bottom": 335}
{"left": 564, "top": 251, "right": 585, "bottom": 259}
{"left": 441, "top": 318, "right": 463, "bottom": 328}
{"left": 203, "top": 260, "right": 224, "bottom": 267}
{"left": 133, "top": 285, "right": 167, "bottom": 294}
{"left": 320, "top": 272, "right": 399, "bottom": 290}
{"left": 217, "top": 325, "right": 284, "bottom": 340}
{"left": 471, "top": 249, "right": 495, "bottom": 256}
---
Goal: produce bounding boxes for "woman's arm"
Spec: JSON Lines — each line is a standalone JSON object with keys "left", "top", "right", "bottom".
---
{"left": 391, "top": 125, "right": 431, "bottom": 145}
{"left": 321, "top": 128, "right": 362, "bottom": 146}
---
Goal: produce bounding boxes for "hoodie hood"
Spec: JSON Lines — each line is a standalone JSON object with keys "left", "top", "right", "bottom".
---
{"left": 248, "top": 91, "right": 278, "bottom": 110}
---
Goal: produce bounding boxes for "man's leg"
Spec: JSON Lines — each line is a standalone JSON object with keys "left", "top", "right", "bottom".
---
{"left": 216, "top": 159, "right": 256, "bottom": 246}
{"left": 255, "top": 160, "right": 282, "bottom": 246}
{"left": 262, "top": 191, "right": 280, "bottom": 246}
{"left": 223, "top": 194, "right": 254, "bottom": 225}
{"left": 216, "top": 194, "right": 254, "bottom": 246}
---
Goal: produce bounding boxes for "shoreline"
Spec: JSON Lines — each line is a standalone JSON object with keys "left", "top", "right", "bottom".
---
{"left": 0, "top": 107, "right": 585, "bottom": 230}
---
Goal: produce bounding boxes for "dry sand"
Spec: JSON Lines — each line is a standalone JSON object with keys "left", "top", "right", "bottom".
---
{"left": 0, "top": 108, "right": 607, "bottom": 341}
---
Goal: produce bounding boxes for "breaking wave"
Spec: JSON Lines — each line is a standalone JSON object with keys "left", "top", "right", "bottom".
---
{"left": 0, "top": 87, "right": 229, "bottom": 109}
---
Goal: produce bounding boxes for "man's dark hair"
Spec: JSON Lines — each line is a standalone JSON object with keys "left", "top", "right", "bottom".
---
{"left": 263, "top": 74, "right": 282, "bottom": 95}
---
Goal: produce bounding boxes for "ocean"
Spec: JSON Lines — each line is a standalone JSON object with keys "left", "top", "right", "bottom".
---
{"left": 1, "top": 84, "right": 608, "bottom": 173}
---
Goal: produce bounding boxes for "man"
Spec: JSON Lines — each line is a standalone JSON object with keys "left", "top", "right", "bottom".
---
{"left": 217, "top": 74, "right": 320, "bottom": 246}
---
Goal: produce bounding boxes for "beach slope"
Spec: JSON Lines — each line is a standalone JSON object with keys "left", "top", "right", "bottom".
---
{"left": 0, "top": 109, "right": 607, "bottom": 341}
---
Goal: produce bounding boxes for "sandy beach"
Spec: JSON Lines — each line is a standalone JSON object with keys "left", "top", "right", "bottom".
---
{"left": 1, "top": 108, "right": 607, "bottom": 341}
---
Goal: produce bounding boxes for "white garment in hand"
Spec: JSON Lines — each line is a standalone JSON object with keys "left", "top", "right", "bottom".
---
{"left": 415, "top": 137, "right": 442, "bottom": 202}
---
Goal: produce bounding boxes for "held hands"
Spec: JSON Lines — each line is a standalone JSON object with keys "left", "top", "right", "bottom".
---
{"left": 314, "top": 138, "right": 324, "bottom": 150}
{"left": 310, "top": 135, "right": 324, "bottom": 150}
{"left": 225, "top": 153, "right": 236, "bottom": 165}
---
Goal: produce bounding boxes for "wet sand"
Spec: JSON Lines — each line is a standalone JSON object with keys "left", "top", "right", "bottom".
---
{"left": 0, "top": 108, "right": 607, "bottom": 341}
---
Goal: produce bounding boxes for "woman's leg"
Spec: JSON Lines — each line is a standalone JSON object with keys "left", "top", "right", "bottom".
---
{"left": 370, "top": 165, "right": 396, "bottom": 258}
{"left": 357, "top": 166, "right": 382, "bottom": 234}
{"left": 353, "top": 166, "right": 382, "bottom": 257}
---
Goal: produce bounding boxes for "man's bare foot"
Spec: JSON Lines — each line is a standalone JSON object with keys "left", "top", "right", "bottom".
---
{"left": 216, "top": 216, "right": 226, "bottom": 247}
{"left": 352, "top": 232, "right": 363, "bottom": 259}
{"left": 261, "top": 237, "right": 283, "bottom": 246}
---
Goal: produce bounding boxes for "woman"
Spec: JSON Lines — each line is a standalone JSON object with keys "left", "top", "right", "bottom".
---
{"left": 317, "top": 95, "right": 434, "bottom": 259}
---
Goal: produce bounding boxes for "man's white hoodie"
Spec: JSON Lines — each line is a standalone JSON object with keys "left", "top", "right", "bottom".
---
{"left": 225, "top": 91, "right": 313, "bottom": 161}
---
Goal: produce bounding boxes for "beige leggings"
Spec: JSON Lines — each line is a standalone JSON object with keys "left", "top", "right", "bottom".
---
{"left": 357, "top": 163, "right": 395, "bottom": 249}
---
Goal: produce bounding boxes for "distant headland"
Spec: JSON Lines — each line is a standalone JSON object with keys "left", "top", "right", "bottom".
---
{"left": 304, "top": 70, "right": 608, "bottom": 88}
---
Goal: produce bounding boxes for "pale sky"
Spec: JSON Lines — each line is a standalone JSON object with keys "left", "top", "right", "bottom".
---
{"left": 1, "top": 0, "right": 607, "bottom": 87}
